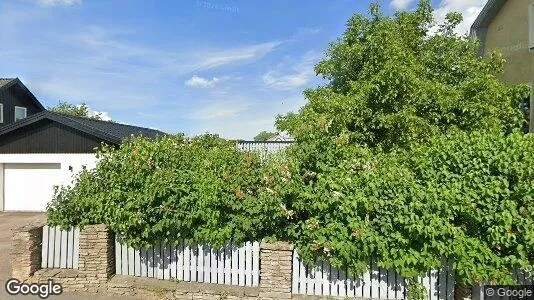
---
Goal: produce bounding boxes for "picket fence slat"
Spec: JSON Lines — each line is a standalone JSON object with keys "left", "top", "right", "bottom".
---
{"left": 114, "top": 239, "right": 260, "bottom": 287}
{"left": 363, "top": 262, "right": 371, "bottom": 298}
{"left": 224, "top": 245, "right": 231, "bottom": 284}
{"left": 252, "top": 242, "right": 260, "bottom": 286}
{"left": 217, "top": 248, "right": 224, "bottom": 283}
{"left": 245, "top": 242, "right": 252, "bottom": 286}
{"left": 41, "top": 226, "right": 79, "bottom": 269}
{"left": 238, "top": 245, "right": 245, "bottom": 286}
{"left": 41, "top": 225, "right": 49, "bottom": 269}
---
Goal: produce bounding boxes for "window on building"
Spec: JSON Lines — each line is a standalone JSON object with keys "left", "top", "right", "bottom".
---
{"left": 14, "top": 106, "right": 27, "bottom": 121}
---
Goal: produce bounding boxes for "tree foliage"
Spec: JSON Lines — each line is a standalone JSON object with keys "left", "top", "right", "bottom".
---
{"left": 269, "top": 0, "right": 533, "bottom": 290}
{"left": 277, "top": 1, "right": 529, "bottom": 151}
{"left": 48, "top": 101, "right": 108, "bottom": 120}
{"left": 265, "top": 131, "right": 534, "bottom": 286}
{"left": 253, "top": 131, "right": 277, "bottom": 141}
{"left": 47, "top": 134, "right": 286, "bottom": 248}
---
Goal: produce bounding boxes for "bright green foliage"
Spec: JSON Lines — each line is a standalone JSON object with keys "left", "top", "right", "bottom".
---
{"left": 253, "top": 131, "right": 277, "bottom": 141}
{"left": 270, "top": 0, "right": 533, "bottom": 291}
{"left": 277, "top": 1, "right": 530, "bottom": 151}
{"left": 48, "top": 101, "right": 107, "bottom": 120}
{"left": 265, "top": 131, "right": 534, "bottom": 286}
{"left": 47, "top": 134, "right": 286, "bottom": 248}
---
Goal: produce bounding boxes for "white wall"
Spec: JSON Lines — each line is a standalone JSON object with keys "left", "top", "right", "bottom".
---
{"left": 0, "top": 154, "right": 97, "bottom": 211}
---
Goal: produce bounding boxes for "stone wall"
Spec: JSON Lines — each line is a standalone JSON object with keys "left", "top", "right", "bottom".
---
{"left": 11, "top": 223, "right": 43, "bottom": 279}
{"left": 11, "top": 224, "right": 297, "bottom": 300}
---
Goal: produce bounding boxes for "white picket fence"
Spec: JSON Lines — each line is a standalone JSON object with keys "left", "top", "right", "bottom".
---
{"left": 292, "top": 251, "right": 455, "bottom": 300}
{"left": 236, "top": 141, "right": 293, "bottom": 154}
{"left": 41, "top": 226, "right": 80, "bottom": 269}
{"left": 115, "top": 238, "right": 260, "bottom": 287}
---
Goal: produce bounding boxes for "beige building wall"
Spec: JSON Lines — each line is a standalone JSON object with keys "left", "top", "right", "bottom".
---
{"left": 483, "top": 0, "right": 533, "bottom": 132}
{"left": 484, "top": 0, "right": 533, "bottom": 85}
{"left": 485, "top": 0, "right": 534, "bottom": 83}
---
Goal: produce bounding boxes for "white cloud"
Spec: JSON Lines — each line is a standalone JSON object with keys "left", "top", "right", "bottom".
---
{"left": 262, "top": 51, "right": 322, "bottom": 91}
{"left": 262, "top": 70, "right": 311, "bottom": 91}
{"left": 189, "top": 41, "right": 282, "bottom": 71}
{"left": 37, "top": 0, "right": 82, "bottom": 6}
{"left": 88, "top": 109, "right": 112, "bottom": 121}
{"left": 185, "top": 75, "right": 219, "bottom": 88}
{"left": 73, "top": 104, "right": 112, "bottom": 121}
{"left": 432, "top": 0, "right": 487, "bottom": 36}
{"left": 390, "top": 0, "right": 415, "bottom": 10}
{"left": 73, "top": 27, "right": 282, "bottom": 75}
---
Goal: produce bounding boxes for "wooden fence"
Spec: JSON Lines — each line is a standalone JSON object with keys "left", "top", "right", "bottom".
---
{"left": 292, "top": 251, "right": 455, "bottom": 300}
{"left": 236, "top": 141, "right": 293, "bottom": 154}
{"left": 115, "top": 238, "right": 260, "bottom": 287}
{"left": 41, "top": 226, "right": 79, "bottom": 269}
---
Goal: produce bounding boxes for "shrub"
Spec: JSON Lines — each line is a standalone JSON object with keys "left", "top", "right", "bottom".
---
{"left": 47, "top": 134, "right": 286, "bottom": 248}
{"left": 267, "top": 131, "right": 534, "bottom": 286}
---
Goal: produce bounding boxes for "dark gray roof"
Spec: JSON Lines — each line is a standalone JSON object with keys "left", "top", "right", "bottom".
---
{"left": 0, "top": 78, "right": 15, "bottom": 88}
{"left": 0, "top": 111, "right": 165, "bottom": 145}
{"left": 60, "top": 113, "right": 164, "bottom": 141}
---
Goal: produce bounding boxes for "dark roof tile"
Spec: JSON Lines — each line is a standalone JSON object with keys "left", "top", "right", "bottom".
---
{"left": 60, "top": 113, "right": 164, "bottom": 141}
{"left": 0, "top": 111, "right": 166, "bottom": 145}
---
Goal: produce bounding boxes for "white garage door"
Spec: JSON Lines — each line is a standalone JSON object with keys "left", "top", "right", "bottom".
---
{"left": 4, "top": 163, "right": 62, "bottom": 211}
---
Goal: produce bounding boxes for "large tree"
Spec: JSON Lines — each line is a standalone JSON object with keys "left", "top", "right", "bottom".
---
{"left": 277, "top": 3, "right": 529, "bottom": 151}
{"left": 269, "top": 0, "right": 533, "bottom": 296}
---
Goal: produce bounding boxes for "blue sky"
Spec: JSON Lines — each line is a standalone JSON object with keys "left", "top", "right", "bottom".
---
{"left": 0, "top": 0, "right": 487, "bottom": 139}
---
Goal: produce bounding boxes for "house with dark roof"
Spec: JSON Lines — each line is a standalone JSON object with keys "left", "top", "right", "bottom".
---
{"left": 0, "top": 78, "right": 164, "bottom": 211}
{"left": 470, "top": 0, "right": 534, "bottom": 131}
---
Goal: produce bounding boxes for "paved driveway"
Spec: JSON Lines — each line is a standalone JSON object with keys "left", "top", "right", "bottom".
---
{"left": 0, "top": 212, "right": 140, "bottom": 299}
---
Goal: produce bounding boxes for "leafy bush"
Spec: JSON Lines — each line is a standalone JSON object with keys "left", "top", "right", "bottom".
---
{"left": 266, "top": 131, "right": 534, "bottom": 285}
{"left": 268, "top": 0, "right": 533, "bottom": 290}
{"left": 47, "top": 134, "right": 286, "bottom": 247}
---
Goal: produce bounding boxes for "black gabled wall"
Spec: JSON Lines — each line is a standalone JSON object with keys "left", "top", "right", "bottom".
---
{"left": 0, "top": 119, "right": 114, "bottom": 153}
{"left": 0, "top": 84, "right": 44, "bottom": 126}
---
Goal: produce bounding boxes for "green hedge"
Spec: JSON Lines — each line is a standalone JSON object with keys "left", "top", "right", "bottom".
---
{"left": 47, "top": 134, "right": 286, "bottom": 248}
{"left": 268, "top": 131, "right": 534, "bottom": 286}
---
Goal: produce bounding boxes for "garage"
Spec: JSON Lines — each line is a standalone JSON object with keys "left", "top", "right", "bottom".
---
{"left": 3, "top": 163, "right": 61, "bottom": 211}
